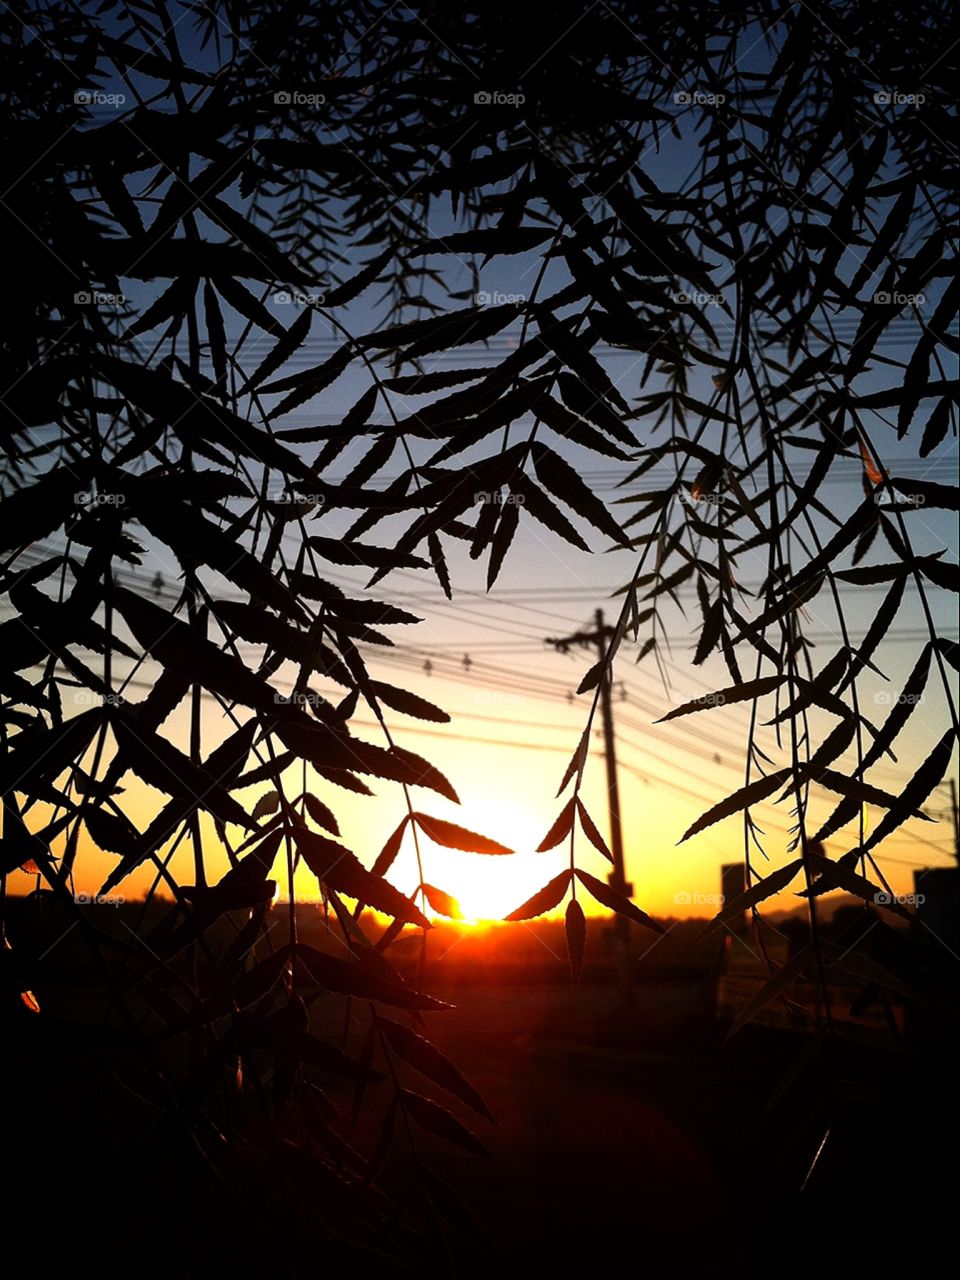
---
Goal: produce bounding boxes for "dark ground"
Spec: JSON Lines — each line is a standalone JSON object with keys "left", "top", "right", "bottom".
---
{"left": 4, "top": 899, "right": 958, "bottom": 1275}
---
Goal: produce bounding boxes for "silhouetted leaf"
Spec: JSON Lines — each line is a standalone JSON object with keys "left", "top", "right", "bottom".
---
{"left": 565, "top": 897, "right": 586, "bottom": 981}
{"left": 378, "top": 1015, "right": 491, "bottom": 1118}
{"left": 412, "top": 813, "right": 512, "bottom": 855}
{"left": 296, "top": 826, "right": 430, "bottom": 926}
{"left": 504, "top": 869, "right": 572, "bottom": 921}
{"left": 702, "top": 860, "right": 806, "bottom": 933}
{"left": 537, "top": 798, "right": 576, "bottom": 851}
{"left": 680, "top": 770, "right": 792, "bottom": 842}
{"left": 575, "top": 868, "right": 663, "bottom": 933}
{"left": 657, "top": 676, "right": 782, "bottom": 722}
{"left": 371, "top": 682, "right": 449, "bottom": 723}
{"left": 576, "top": 799, "right": 614, "bottom": 864}
{"left": 422, "top": 883, "right": 461, "bottom": 919}
{"left": 399, "top": 1089, "right": 488, "bottom": 1154}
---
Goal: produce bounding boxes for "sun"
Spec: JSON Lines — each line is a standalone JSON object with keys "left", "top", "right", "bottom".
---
{"left": 411, "top": 800, "right": 569, "bottom": 924}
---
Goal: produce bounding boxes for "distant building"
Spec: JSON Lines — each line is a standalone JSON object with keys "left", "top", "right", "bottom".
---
{"left": 914, "top": 867, "right": 959, "bottom": 954}
{"left": 720, "top": 863, "right": 745, "bottom": 932}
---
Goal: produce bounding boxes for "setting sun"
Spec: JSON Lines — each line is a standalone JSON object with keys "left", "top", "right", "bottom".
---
{"left": 393, "top": 799, "right": 569, "bottom": 923}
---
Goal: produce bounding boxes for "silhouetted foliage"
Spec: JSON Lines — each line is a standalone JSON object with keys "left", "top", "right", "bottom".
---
{"left": 1, "top": 0, "right": 956, "bottom": 1269}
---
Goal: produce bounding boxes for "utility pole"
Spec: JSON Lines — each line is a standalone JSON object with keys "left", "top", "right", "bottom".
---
{"left": 548, "top": 608, "right": 633, "bottom": 1011}
{"left": 951, "top": 779, "right": 960, "bottom": 865}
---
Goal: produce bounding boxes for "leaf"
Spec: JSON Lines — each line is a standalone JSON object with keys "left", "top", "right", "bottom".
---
{"left": 657, "top": 676, "right": 783, "bottom": 722}
{"left": 307, "top": 536, "right": 429, "bottom": 572}
{"left": 804, "top": 853, "right": 909, "bottom": 920}
{"left": 322, "top": 246, "right": 393, "bottom": 307}
{"left": 84, "top": 806, "right": 140, "bottom": 857}
{"left": 422, "top": 883, "right": 462, "bottom": 919}
{"left": 680, "top": 770, "right": 792, "bottom": 842}
{"left": 303, "top": 793, "right": 340, "bottom": 835}
{"left": 504, "top": 869, "right": 573, "bottom": 922}
{"left": 125, "top": 276, "right": 195, "bottom": 337}
{"left": 110, "top": 712, "right": 252, "bottom": 829}
{"left": 297, "top": 944, "right": 449, "bottom": 1012}
{"left": 365, "top": 1098, "right": 397, "bottom": 1188}
{"left": 419, "top": 1164, "right": 485, "bottom": 1242}
{"left": 236, "top": 1012, "right": 374, "bottom": 1078}
{"left": 919, "top": 398, "right": 951, "bottom": 457}
{"left": 241, "top": 306, "right": 312, "bottom": 392}
{"left": 810, "top": 770, "right": 929, "bottom": 819}
{"left": 576, "top": 799, "right": 614, "bottom": 864}
{"left": 556, "top": 727, "right": 590, "bottom": 799}
{"left": 862, "top": 728, "right": 957, "bottom": 855}
{"left": 412, "top": 813, "right": 512, "bottom": 856}
{"left": 113, "top": 589, "right": 301, "bottom": 720}
{"left": 20, "top": 991, "right": 40, "bottom": 1014}
{"left": 252, "top": 791, "right": 281, "bottom": 821}
{"left": 0, "top": 709, "right": 101, "bottom": 799}
{"left": 509, "top": 473, "right": 590, "bottom": 552}
{"left": 296, "top": 827, "right": 430, "bottom": 927}
{"left": 370, "top": 682, "right": 450, "bottom": 724}
{"left": 536, "top": 798, "right": 576, "bottom": 851}
{"left": 399, "top": 1089, "right": 488, "bottom": 1155}
{"left": 565, "top": 898, "right": 586, "bottom": 981}
{"left": 857, "top": 435, "right": 885, "bottom": 486}
{"left": 531, "top": 442, "right": 629, "bottom": 547}
{"left": 486, "top": 499, "right": 520, "bottom": 590}
{"left": 378, "top": 1015, "right": 491, "bottom": 1119}
{"left": 215, "top": 275, "right": 284, "bottom": 336}
{"left": 575, "top": 868, "right": 663, "bottom": 933}
{"left": 576, "top": 659, "right": 604, "bottom": 695}
{"left": 702, "top": 860, "right": 805, "bottom": 934}
{"left": 725, "top": 947, "right": 813, "bottom": 1039}
{"left": 372, "top": 815, "right": 411, "bottom": 876}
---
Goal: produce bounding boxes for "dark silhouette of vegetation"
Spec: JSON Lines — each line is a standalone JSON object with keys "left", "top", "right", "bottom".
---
{"left": 1, "top": 0, "right": 956, "bottom": 1272}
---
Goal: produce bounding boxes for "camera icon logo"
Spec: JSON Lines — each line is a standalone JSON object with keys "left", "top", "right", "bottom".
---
{"left": 74, "top": 290, "right": 91, "bottom": 304}
{"left": 874, "top": 91, "right": 892, "bottom": 104}
{"left": 274, "top": 91, "right": 291, "bottom": 104}
{"left": 674, "top": 90, "right": 691, "bottom": 104}
{"left": 274, "top": 291, "right": 291, "bottom": 304}
{"left": 74, "top": 89, "right": 93, "bottom": 105}
{"left": 474, "top": 90, "right": 491, "bottom": 104}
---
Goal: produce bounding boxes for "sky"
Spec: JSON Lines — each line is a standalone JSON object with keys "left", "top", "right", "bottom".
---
{"left": 5, "top": 1, "right": 958, "bottom": 925}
